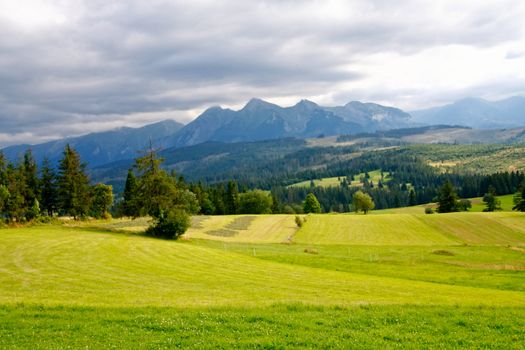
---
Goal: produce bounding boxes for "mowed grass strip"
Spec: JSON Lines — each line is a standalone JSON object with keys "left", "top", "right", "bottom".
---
{"left": 1, "top": 305, "right": 524, "bottom": 349}
{"left": 295, "top": 214, "right": 458, "bottom": 245}
{"left": 1, "top": 226, "right": 525, "bottom": 307}
{"left": 296, "top": 212, "right": 525, "bottom": 246}
{"left": 195, "top": 241, "right": 525, "bottom": 292}
{"left": 186, "top": 215, "right": 296, "bottom": 243}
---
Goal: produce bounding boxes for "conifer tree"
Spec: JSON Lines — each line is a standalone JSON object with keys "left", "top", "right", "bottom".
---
{"left": 513, "top": 181, "right": 525, "bottom": 212}
{"left": 483, "top": 186, "right": 501, "bottom": 212}
{"left": 408, "top": 189, "right": 417, "bottom": 206}
{"left": 133, "top": 147, "right": 194, "bottom": 239}
{"left": 303, "top": 193, "right": 322, "bottom": 213}
{"left": 22, "top": 149, "right": 39, "bottom": 206}
{"left": 225, "top": 181, "right": 239, "bottom": 214}
{"left": 57, "top": 144, "right": 91, "bottom": 219}
{"left": 437, "top": 181, "right": 459, "bottom": 213}
{"left": 5, "top": 163, "right": 25, "bottom": 221}
{"left": 39, "top": 158, "right": 58, "bottom": 216}
{"left": 122, "top": 169, "right": 140, "bottom": 217}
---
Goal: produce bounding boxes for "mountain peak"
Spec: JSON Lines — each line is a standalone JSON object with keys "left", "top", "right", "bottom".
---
{"left": 243, "top": 98, "right": 275, "bottom": 111}
{"left": 295, "top": 99, "right": 319, "bottom": 109}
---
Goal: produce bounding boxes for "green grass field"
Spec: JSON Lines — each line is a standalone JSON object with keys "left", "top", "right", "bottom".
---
{"left": 1, "top": 211, "right": 524, "bottom": 348}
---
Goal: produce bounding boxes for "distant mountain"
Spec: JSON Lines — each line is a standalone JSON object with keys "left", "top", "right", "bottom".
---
{"left": 1, "top": 120, "right": 184, "bottom": 167}
{"left": 411, "top": 96, "right": 525, "bottom": 128}
{"left": 171, "top": 98, "right": 412, "bottom": 147}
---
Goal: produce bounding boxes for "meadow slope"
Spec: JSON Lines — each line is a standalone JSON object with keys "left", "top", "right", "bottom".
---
{"left": 1, "top": 212, "right": 525, "bottom": 348}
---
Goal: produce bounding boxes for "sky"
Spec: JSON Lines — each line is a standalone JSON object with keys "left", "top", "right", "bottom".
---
{"left": 1, "top": 0, "right": 525, "bottom": 146}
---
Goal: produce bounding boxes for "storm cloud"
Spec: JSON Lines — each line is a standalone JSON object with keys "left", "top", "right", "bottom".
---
{"left": 1, "top": 0, "right": 525, "bottom": 146}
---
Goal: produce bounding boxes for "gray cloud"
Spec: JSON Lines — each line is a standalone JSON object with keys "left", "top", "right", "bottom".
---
{"left": 1, "top": 0, "right": 525, "bottom": 146}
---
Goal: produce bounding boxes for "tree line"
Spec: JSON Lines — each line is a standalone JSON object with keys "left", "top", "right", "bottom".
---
{"left": 0, "top": 146, "right": 112, "bottom": 223}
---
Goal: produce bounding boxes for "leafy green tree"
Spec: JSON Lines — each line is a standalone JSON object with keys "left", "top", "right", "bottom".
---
{"left": 352, "top": 190, "right": 375, "bottom": 214}
{"left": 483, "top": 186, "right": 501, "bottom": 212}
{"left": 513, "top": 181, "right": 525, "bottom": 212}
{"left": 90, "top": 184, "right": 114, "bottom": 219}
{"left": 39, "top": 158, "right": 58, "bottom": 216}
{"left": 457, "top": 199, "right": 472, "bottom": 211}
{"left": 437, "top": 181, "right": 459, "bottom": 213}
{"left": 303, "top": 193, "right": 321, "bottom": 213}
{"left": 57, "top": 144, "right": 91, "bottom": 219}
{"left": 237, "top": 190, "right": 273, "bottom": 214}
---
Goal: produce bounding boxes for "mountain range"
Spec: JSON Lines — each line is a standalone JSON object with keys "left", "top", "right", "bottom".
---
{"left": 2, "top": 96, "right": 525, "bottom": 169}
{"left": 1, "top": 120, "right": 184, "bottom": 167}
{"left": 411, "top": 96, "right": 525, "bottom": 129}
{"left": 170, "top": 98, "right": 411, "bottom": 147}
{"left": 1, "top": 98, "right": 411, "bottom": 166}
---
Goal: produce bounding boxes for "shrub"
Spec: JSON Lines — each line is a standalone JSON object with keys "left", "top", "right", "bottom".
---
{"left": 295, "top": 215, "right": 303, "bottom": 228}
{"left": 425, "top": 207, "right": 434, "bottom": 214}
{"left": 146, "top": 208, "right": 190, "bottom": 240}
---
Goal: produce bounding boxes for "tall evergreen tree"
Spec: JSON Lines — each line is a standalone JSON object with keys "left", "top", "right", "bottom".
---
{"left": 437, "top": 181, "right": 459, "bottom": 213}
{"left": 225, "top": 181, "right": 239, "bottom": 214}
{"left": 513, "top": 181, "right": 525, "bottom": 212}
{"left": 39, "top": 158, "right": 58, "bottom": 216}
{"left": 121, "top": 169, "right": 140, "bottom": 217}
{"left": 134, "top": 147, "right": 194, "bottom": 239}
{"left": 408, "top": 189, "right": 417, "bottom": 206}
{"left": 4, "top": 163, "right": 25, "bottom": 221}
{"left": 303, "top": 193, "right": 321, "bottom": 213}
{"left": 483, "top": 186, "right": 501, "bottom": 212}
{"left": 22, "top": 149, "right": 39, "bottom": 206}
{"left": 0, "top": 151, "right": 7, "bottom": 186}
{"left": 57, "top": 144, "right": 91, "bottom": 218}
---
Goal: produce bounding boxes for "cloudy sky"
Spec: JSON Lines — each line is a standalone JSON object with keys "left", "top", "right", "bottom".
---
{"left": 1, "top": 0, "right": 525, "bottom": 146}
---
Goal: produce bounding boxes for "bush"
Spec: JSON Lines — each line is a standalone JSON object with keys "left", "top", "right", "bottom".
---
{"left": 425, "top": 207, "right": 434, "bottom": 214}
{"left": 295, "top": 215, "right": 303, "bottom": 228}
{"left": 282, "top": 205, "right": 295, "bottom": 214}
{"left": 146, "top": 208, "right": 190, "bottom": 240}
{"left": 457, "top": 199, "right": 472, "bottom": 212}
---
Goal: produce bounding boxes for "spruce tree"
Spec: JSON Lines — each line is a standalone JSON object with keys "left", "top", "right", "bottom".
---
{"left": 303, "top": 193, "right": 321, "bottom": 213}
{"left": 5, "top": 163, "right": 25, "bottom": 221}
{"left": 225, "top": 181, "right": 239, "bottom": 214}
{"left": 122, "top": 169, "right": 139, "bottom": 217}
{"left": 133, "top": 147, "right": 193, "bottom": 239}
{"left": 513, "top": 181, "right": 525, "bottom": 212}
{"left": 408, "top": 189, "right": 417, "bottom": 206}
{"left": 57, "top": 144, "right": 91, "bottom": 219}
{"left": 0, "top": 151, "right": 7, "bottom": 186}
{"left": 39, "top": 158, "right": 58, "bottom": 216}
{"left": 22, "top": 149, "right": 39, "bottom": 206}
{"left": 437, "top": 181, "right": 459, "bottom": 213}
{"left": 483, "top": 186, "right": 501, "bottom": 212}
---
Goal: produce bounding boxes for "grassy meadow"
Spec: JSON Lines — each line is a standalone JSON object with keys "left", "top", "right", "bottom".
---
{"left": 289, "top": 169, "right": 390, "bottom": 188}
{"left": 1, "top": 210, "right": 525, "bottom": 348}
